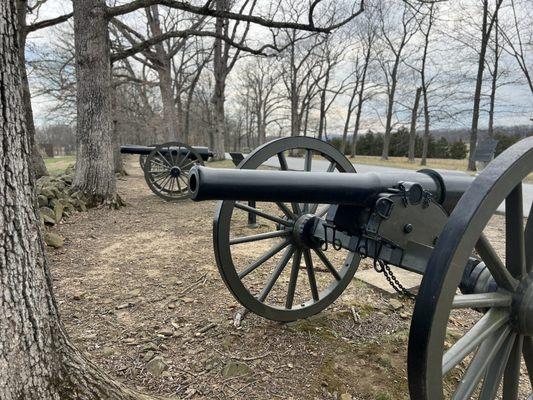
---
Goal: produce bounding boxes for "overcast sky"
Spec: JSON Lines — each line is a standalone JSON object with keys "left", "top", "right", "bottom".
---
{"left": 26, "top": 0, "right": 533, "bottom": 133}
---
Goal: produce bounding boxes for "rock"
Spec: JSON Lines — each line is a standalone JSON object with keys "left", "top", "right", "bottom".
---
{"left": 102, "top": 347, "right": 114, "bottom": 357}
{"left": 40, "top": 207, "right": 56, "bottom": 225}
{"left": 140, "top": 342, "right": 158, "bottom": 352}
{"left": 389, "top": 299, "right": 403, "bottom": 310}
{"left": 158, "top": 328, "right": 174, "bottom": 337}
{"left": 38, "top": 195, "right": 49, "bottom": 207}
{"left": 115, "top": 303, "right": 133, "bottom": 310}
{"left": 221, "top": 361, "right": 252, "bottom": 379}
{"left": 53, "top": 203, "right": 64, "bottom": 223}
{"left": 340, "top": 394, "right": 352, "bottom": 400}
{"left": 143, "top": 350, "right": 155, "bottom": 362}
{"left": 146, "top": 356, "right": 168, "bottom": 376}
{"left": 44, "top": 232, "right": 64, "bottom": 248}
{"left": 182, "top": 297, "right": 194, "bottom": 304}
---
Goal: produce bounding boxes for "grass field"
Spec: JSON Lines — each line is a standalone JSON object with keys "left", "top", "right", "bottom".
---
{"left": 44, "top": 156, "right": 75, "bottom": 175}
{"left": 348, "top": 155, "right": 470, "bottom": 172}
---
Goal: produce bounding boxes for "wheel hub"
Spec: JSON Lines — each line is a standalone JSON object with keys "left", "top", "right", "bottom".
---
{"left": 292, "top": 214, "right": 320, "bottom": 249}
{"left": 511, "top": 273, "right": 533, "bottom": 335}
{"left": 170, "top": 166, "right": 182, "bottom": 178}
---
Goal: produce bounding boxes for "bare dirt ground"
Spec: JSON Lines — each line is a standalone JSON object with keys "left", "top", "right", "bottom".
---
{"left": 47, "top": 157, "right": 530, "bottom": 400}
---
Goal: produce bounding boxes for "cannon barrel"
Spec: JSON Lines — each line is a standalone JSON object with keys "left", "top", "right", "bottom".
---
{"left": 188, "top": 166, "right": 474, "bottom": 212}
{"left": 120, "top": 144, "right": 213, "bottom": 161}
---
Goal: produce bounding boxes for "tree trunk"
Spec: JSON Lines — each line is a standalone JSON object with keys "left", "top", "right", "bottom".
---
{"left": 468, "top": 0, "right": 502, "bottom": 171}
{"left": 158, "top": 64, "right": 179, "bottom": 142}
{"left": 488, "top": 15, "right": 499, "bottom": 138}
{"left": 72, "top": 0, "right": 118, "bottom": 206}
{"left": 420, "top": 88, "right": 430, "bottom": 166}
{"left": 0, "top": 3, "right": 153, "bottom": 398}
{"left": 211, "top": 0, "right": 227, "bottom": 160}
{"left": 408, "top": 87, "right": 422, "bottom": 162}
{"left": 16, "top": 0, "right": 48, "bottom": 179}
{"left": 381, "top": 63, "right": 398, "bottom": 161}
{"left": 351, "top": 44, "right": 371, "bottom": 158}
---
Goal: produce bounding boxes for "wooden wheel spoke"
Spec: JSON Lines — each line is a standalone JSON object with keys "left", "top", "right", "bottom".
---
{"left": 442, "top": 308, "right": 510, "bottom": 375}
{"left": 178, "top": 175, "right": 189, "bottom": 191}
{"left": 312, "top": 248, "right": 341, "bottom": 281}
{"left": 452, "top": 326, "right": 512, "bottom": 400}
{"left": 238, "top": 240, "right": 290, "bottom": 279}
{"left": 505, "top": 183, "right": 526, "bottom": 278}
{"left": 451, "top": 292, "right": 513, "bottom": 309}
{"left": 285, "top": 250, "right": 302, "bottom": 309}
{"left": 326, "top": 161, "right": 336, "bottom": 173}
{"left": 476, "top": 234, "right": 518, "bottom": 291}
{"left": 235, "top": 202, "right": 292, "bottom": 227}
{"left": 479, "top": 332, "right": 517, "bottom": 400}
{"left": 258, "top": 246, "right": 295, "bottom": 302}
{"left": 180, "top": 160, "right": 196, "bottom": 170}
{"left": 158, "top": 174, "right": 173, "bottom": 191}
{"left": 526, "top": 202, "right": 533, "bottom": 273}
{"left": 316, "top": 205, "right": 331, "bottom": 219}
{"left": 157, "top": 151, "right": 172, "bottom": 167}
{"left": 277, "top": 152, "right": 288, "bottom": 171}
{"left": 523, "top": 336, "right": 533, "bottom": 386}
{"left": 276, "top": 202, "right": 296, "bottom": 220}
{"left": 230, "top": 230, "right": 290, "bottom": 245}
{"left": 303, "top": 151, "right": 313, "bottom": 211}
{"left": 150, "top": 159, "right": 171, "bottom": 170}
{"left": 178, "top": 150, "right": 191, "bottom": 167}
{"left": 304, "top": 249, "right": 319, "bottom": 302}
{"left": 175, "top": 177, "right": 182, "bottom": 193}
{"left": 503, "top": 335, "right": 524, "bottom": 400}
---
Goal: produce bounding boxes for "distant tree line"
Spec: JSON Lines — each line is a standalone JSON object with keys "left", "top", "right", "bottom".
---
{"left": 329, "top": 127, "right": 469, "bottom": 160}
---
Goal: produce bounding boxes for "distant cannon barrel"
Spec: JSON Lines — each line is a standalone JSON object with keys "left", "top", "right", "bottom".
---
{"left": 120, "top": 144, "right": 213, "bottom": 161}
{"left": 188, "top": 166, "right": 474, "bottom": 212}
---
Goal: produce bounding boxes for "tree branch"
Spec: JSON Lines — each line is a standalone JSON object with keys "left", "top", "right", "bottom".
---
{"left": 26, "top": 13, "right": 73, "bottom": 33}
{"left": 106, "top": 0, "right": 364, "bottom": 33}
{"left": 111, "top": 29, "right": 285, "bottom": 62}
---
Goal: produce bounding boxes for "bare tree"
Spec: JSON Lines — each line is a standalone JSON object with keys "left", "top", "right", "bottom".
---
{"left": 498, "top": 0, "right": 533, "bottom": 95}
{"left": 408, "top": 86, "right": 422, "bottom": 162}
{"left": 241, "top": 57, "right": 283, "bottom": 145}
{"left": 16, "top": 0, "right": 72, "bottom": 178}
{"left": 467, "top": 0, "right": 504, "bottom": 171}
{"left": 377, "top": 0, "right": 419, "bottom": 160}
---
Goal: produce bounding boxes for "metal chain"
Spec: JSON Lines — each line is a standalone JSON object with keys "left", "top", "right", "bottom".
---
{"left": 377, "top": 259, "right": 416, "bottom": 299}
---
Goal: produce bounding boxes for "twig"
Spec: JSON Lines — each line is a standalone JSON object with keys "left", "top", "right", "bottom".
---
{"left": 179, "top": 273, "right": 208, "bottom": 295}
{"left": 351, "top": 306, "right": 360, "bottom": 324}
{"left": 228, "top": 381, "right": 256, "bottom": 398}
{"left": 197, "top": 322, "right": 217, "bottom": 334}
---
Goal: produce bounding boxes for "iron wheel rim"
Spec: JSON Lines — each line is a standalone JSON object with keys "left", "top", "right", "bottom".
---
{"left": 213, "top": 137, "right": 360, "bottom": 322}
{"left": 144, "top": 141, "right": 204, "bottom": 202}
{"left": 408, "top": 136, "right": 533, "bottom": 399}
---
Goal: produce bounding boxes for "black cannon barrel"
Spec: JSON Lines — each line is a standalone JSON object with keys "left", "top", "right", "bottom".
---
{"left": 189, "top": 166, "right": 474, "bottom": 211}
{"left": 120, "top": 145, "right": 213, "bottom": 161}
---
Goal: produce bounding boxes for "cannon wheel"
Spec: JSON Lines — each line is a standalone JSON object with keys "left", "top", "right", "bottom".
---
{"left": 408, "top": 137, "right": 533, "bottom": 399}
{"left": 139, "top": 144, "right": 156, "bottom": 170}
{"left": 144, "top": 141, "right": 204, "bottom": 201}
{"left": 213, "top": 137, "right": 360, "bottom": 322}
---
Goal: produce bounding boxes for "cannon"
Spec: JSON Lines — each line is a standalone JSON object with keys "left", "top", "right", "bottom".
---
{"left": 188, "top": 136, "right": 533, "bottom": 400}
{"left": 120, "top": 141, "right": 212, "bottom": 201}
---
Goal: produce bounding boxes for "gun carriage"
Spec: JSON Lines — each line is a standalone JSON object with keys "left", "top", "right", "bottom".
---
{"left": 120, "top": 141, "right": 212, "bottom": 201}
{"left": 188, "top": 136, "right": 533, "bottom": 400}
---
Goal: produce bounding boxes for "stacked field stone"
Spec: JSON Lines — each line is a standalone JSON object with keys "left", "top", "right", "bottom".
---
{"left": 36, "top": 166, "right": 88, "bottom": 248}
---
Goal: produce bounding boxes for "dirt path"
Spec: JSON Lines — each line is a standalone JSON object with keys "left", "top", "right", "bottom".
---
{"left": 47, "top": 157, "right": 529, "bottom": 400}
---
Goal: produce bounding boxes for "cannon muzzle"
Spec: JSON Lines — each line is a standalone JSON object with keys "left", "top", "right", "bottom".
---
{"left": 188, "top": 166, "right": 473, "bottom": 210}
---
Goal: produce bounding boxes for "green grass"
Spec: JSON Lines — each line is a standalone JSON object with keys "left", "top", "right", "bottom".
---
{"left": 44, "top": 156, "right": 75, "bottom": 175}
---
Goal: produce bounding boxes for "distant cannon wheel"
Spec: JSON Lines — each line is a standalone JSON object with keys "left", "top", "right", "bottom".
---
{"left": 408, "top": 137, "right": 533, "bottom": 399}
{"left": 144, "top": 141, "right": 204, "bottom": 201}
{"left": 139, "top": 154, "right": 148, "bottom": 170}
{"left": 213, "top": 137, "right": 360, "bottom": 322}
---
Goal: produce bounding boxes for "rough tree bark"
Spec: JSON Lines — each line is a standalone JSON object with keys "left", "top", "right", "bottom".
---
{"left": 71, "top": 0, "right": 118, "bottom": 206}
{"left": 16, "top": 0, "right": 48, "bottom": 178}
{"left": 408, "top": 87, "right": 422, "bottom": 163}
{"left": 0, "top": 3, "right": 155, "bottom": 398}
{"left": 212, "top": 2, "right": 227, "bottom": 160}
